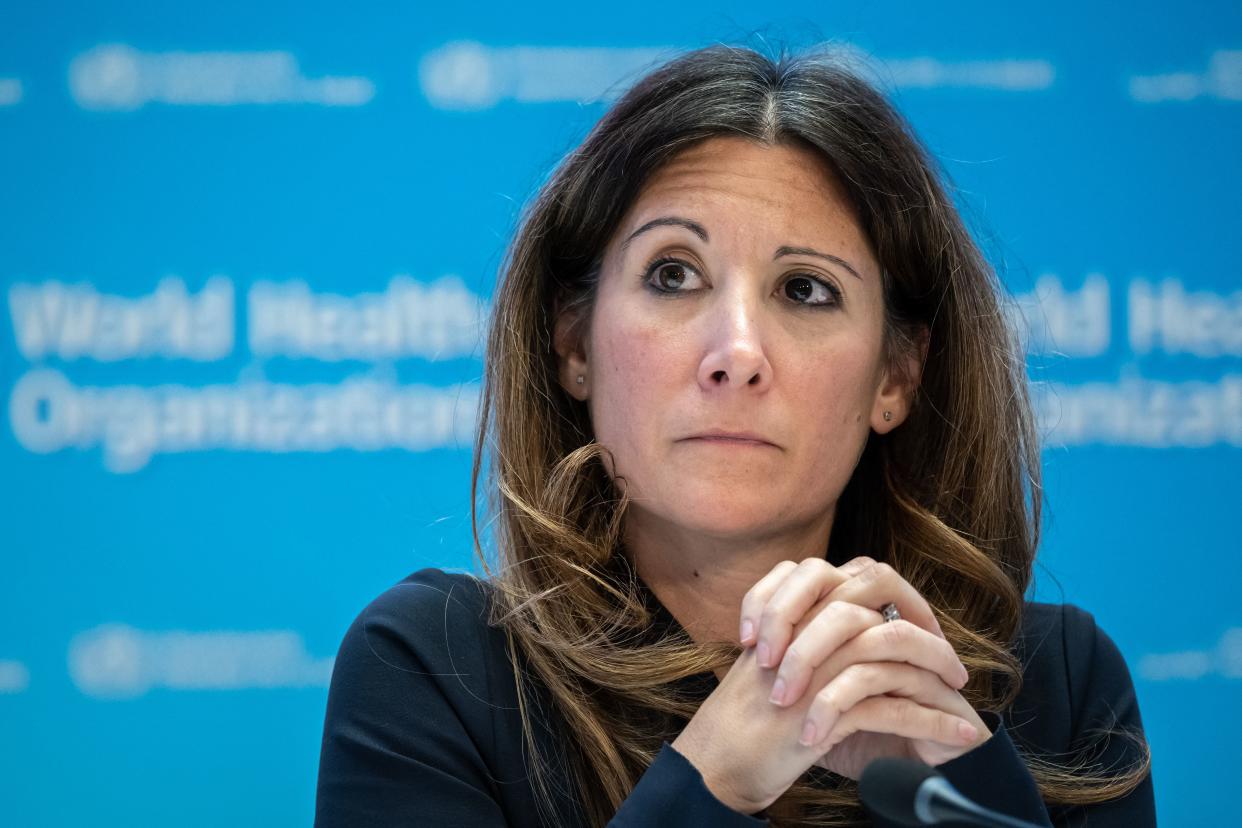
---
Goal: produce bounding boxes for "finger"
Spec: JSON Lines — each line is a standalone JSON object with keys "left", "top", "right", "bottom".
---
{"left": 822, "top": 560, "right": 946, "bottom": 640}
{"left": 767, "top": 600, "right": 881, "bottom": 707}
{"left": 772, "top": 615, "right": 968, "bottom": 709}
{"left": 755, "top": 558, "right": 851, "bottom": 668}
{"left": 738, "top": 560, "right": 800, "bottom": 646}
{"left": 808, "top": 619, "right": 970, "bottom": 701}
{"left": 817, "top": 696, "right": 980, "bottom": 754}
{"left": 785, "top": 555, "right": 882, "bottom": 642}
{"left": 834, "top": 555, "right": 879, "bottom": 578}
{"left": 800, "top": 663, "right": 976, "bottom": 749}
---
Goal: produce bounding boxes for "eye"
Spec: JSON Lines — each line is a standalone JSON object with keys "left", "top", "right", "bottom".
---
{"left": 783, "top": 274, "right": 842, "bottom": 307}
{"left": 643, "top": 256, "right": 706, "bottom": 293}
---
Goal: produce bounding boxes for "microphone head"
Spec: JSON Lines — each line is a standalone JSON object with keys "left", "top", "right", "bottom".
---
{"left": 858, "top": 757, "right": 941, "bottom": 825}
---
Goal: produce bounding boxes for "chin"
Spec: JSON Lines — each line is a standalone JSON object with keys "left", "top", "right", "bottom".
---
{"left": 636, "top": 490, "right": 777, "bottom": 537}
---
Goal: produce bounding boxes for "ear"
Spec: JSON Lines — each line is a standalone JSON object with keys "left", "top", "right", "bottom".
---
{"left": 870, "top": 325, "right": 929, "bottom": 434}
{"left": 552, "top": 304, "right": 590, "bottom": 401}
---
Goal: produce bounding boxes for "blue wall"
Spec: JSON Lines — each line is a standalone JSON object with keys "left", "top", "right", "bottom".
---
{"left": 2, "top": 3, "right": 1238, "bottom": 825}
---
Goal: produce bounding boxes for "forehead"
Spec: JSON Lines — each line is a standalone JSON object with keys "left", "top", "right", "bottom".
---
{"left": 617, "top": 135, "right": 869, "bottom": 251}
{"left": 645, "top": 135, "right": 843, "bottom": 192}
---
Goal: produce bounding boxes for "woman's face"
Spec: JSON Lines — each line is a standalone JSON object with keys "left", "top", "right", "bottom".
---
{"left": 555, "top": 135, "right": 915, "bottom": 543}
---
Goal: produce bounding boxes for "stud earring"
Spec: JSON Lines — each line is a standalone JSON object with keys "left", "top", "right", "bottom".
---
{"left": 882, "top": 410, "right": 893, "bottom": 422}
{"left": 576, "top": 375, "right": 585, "bottom": 385}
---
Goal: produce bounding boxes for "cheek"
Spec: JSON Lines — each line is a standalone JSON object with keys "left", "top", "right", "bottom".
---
{"left": 586, "top": 311, "right": 682, "bottom": 477}
{"left": 788, "top": 341, "right": 883, "bottom": 474}
{"left": 803, "top": 345, "right": 881, "bottom": 425}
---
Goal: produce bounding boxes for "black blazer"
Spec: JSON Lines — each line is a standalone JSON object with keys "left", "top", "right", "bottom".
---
{"left": 314, "top": 567, "right": 1155, "bottom": 826}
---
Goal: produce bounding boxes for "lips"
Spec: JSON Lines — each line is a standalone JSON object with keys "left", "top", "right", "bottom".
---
{"left": 682, "top": 430, "right": 778, "bottom": 447}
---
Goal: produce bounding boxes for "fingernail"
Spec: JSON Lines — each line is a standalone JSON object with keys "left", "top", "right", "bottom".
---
{"left": 757, "top": 641, "right": 771, "bottom": 667}
{"left": 740, "top": 619, "right": 754, "bottom": 644}
{"left": 769, "top": 677, "right": 786, "bottom": 705}
{"left": 799, "top": 721, "right": 818, "bottom": 747}
{"left": 958, "top": 722, "right": 978, "bottom": 742}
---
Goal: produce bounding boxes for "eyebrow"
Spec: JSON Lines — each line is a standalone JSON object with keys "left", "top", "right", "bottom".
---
{"left": 621, "top": 215, "right": 863, "bottom": 280}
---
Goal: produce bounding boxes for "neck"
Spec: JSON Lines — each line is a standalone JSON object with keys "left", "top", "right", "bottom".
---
{"left": 624, "top": 506, "right": 836, "bottom": 649}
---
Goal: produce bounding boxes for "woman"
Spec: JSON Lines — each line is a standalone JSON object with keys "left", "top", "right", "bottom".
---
{"left": 314, "top": 44, "right": 1154, "bottom": 826}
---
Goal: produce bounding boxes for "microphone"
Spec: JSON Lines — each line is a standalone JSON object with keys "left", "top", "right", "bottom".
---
{"left": 858, "top": 757, "right": 1045, "bottom": 828}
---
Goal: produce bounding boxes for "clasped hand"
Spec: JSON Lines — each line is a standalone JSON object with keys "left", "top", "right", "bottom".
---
{"left": 670, "top": 555, "right": 993, "bottom": 815}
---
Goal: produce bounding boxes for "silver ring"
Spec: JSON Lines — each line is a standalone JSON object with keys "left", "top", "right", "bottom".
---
{"left": 880, "top": 602, "right": 901, "bottom": 623}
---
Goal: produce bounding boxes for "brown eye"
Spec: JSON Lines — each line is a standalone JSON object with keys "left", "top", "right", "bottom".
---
{"left": 643, "top": 257, "right": 704, "bottom": 293}
{"left": 783, "top": 275, "right": 840, "bottom": 306}
{"left": 654, "top": 262, "right": 690, "bottom": 290}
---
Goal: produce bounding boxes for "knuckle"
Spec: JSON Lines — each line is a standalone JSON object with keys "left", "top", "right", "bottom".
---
{"left": 841, "top": 662, "right": 875, "bottom": 686}
{"left": 772, "top": 560, "right": 798, "bottom": 577}
{"left": 890, "top": 698, "right": 917, "bottom": 727}
{"left": 879, "top": 619, "right": 908, "bottom": 648}
{"left": 820, "top": 599, "right": 849, "bottom": 621}
{"left": 812, "top": 685, "right": 841, "bottom": 718}
{"left": 804, "top": 603, "right": 838, "bottom": 634}
{"left": 797, "top": 557, "right": 829, "bottom": 577}
{"left": 852, "top": 555, "right": 877, "bottom": 568}
{"left": 804, "top": 595, "right": 833, "bottom": 621}
{"left": 858, "top": 563, "right": 883, "bottom": 585}
{"left": 839, "top": 601, "right": 869, "bottom": 623}
{"left": 758, "top": 604, "right": 784, "bottom": 626}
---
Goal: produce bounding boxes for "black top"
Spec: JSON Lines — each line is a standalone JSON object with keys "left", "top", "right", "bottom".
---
{"left": 314, "top": 567, "right": 1155, "bottom": 826}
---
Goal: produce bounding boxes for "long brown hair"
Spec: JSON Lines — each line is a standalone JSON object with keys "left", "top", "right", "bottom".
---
{"left": 468, "top": 42, "right": 1150, "bottom": 826}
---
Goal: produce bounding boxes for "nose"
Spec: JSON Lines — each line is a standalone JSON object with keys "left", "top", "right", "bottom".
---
{"left": 696, "top": 283, "right": 773, "bottom": 393}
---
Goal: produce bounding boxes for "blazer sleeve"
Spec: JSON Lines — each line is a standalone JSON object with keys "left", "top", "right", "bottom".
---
{"left": 864, "top": 710, "right": 1054, "bottom": 828}
{"left": 607, "top": 742, "right": 771, "bottom": 826}
{"left": 314, "top": 571, "right": 771, "bottom": 827}
{"left": 866, "top": 603, "right": 1156, "bottom": 828}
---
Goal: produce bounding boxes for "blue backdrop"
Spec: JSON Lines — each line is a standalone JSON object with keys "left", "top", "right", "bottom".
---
{"left": 2, "top": 3, "right": 1238, "bottom": 825}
